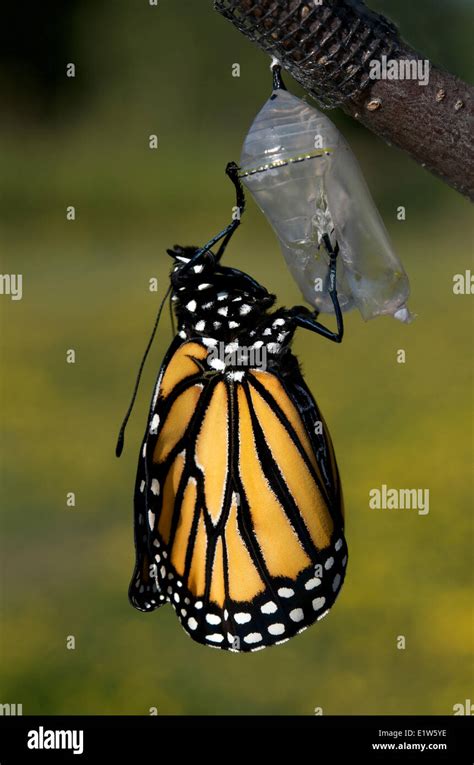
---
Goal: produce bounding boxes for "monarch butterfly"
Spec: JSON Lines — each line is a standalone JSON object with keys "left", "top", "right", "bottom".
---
{"left": 116, "top": 162, "right": 347, "bottom": 652}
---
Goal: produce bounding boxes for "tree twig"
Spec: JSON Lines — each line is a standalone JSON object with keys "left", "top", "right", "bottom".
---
{"left": 215, "top": 0, "right": 474, "bottom": 200}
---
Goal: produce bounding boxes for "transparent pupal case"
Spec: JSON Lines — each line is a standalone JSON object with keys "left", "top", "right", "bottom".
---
{"left": 240, "top": 87, "right": 411, "bottom": 322}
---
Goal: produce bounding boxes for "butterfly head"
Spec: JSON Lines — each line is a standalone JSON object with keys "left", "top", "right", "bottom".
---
{"left": 167, "top": 245, "right": 217, "bottom": 281}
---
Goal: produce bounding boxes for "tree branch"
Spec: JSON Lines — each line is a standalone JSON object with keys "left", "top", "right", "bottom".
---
{"left": 215, "top": 0, "right": 474, "bottom": 200}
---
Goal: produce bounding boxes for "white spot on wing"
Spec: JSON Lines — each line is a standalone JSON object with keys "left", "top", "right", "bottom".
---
{"left": 260, "top": 601, "right": 277, "bottom": 615}
{"left": 243, "top": 632, "right": 262, "bottom": 644}
{"left": 206, "top": 633, "right": 224, "bottom": 643}
{"left": 268, "top": 623, "right": 285, "bottom": 636}
{"left": 289, "top": 608, "right": 304, "bottom": 623}
{"left": 149, "top": 414, "right": 160, "bottom": 434}
{"left": 206, "top": 614, "right": 221, "bottom": 625}
{"left": 234, "top": 612, "right": 251, "bottom": 624}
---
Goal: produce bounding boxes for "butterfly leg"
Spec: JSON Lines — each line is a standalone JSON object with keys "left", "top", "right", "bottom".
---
{"left": 179, "top": 162, "right": 246, "bottom": 276}
{"left": 290, "top": 235, "right": 344, "bottom": 343}
{"left": 214, "top": 162, "right": 246, "bottom": 262}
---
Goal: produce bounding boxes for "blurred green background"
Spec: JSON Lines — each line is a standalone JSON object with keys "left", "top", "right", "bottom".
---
{"left": 1, "top": 0, "right": 473, "bottom": 715}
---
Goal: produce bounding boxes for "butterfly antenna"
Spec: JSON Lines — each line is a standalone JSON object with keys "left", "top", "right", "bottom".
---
{"left": 115, "top": 284, "right": 172, "bottom": 458}
{"left": 169, "top": 288, "right": 176, "bottom": 336}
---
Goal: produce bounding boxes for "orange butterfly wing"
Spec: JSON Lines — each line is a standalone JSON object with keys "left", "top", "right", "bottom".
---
{"left": 130, "top": 339, "right": 347, "bottom": 651}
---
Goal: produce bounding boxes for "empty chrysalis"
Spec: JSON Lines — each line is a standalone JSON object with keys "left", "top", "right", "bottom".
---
{"left": 239, "top": 63, "right": 411, "bottom": 322}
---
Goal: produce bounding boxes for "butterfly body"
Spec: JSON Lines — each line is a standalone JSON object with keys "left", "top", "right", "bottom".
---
{"left": 128, "top": 246, "right": 347, "bottom": 652}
